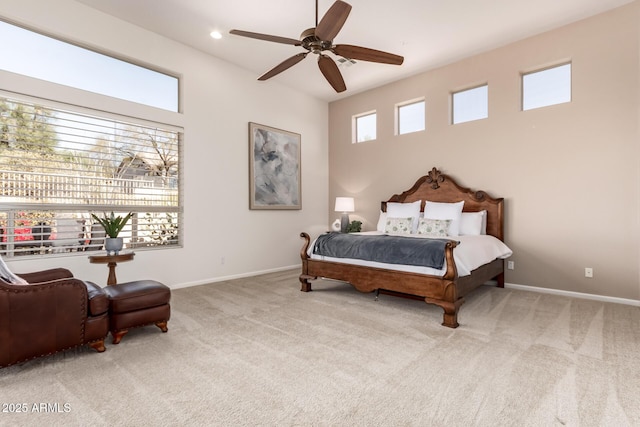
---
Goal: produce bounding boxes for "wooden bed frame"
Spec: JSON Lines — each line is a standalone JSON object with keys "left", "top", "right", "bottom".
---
{"left": 299, "top": 167, "right": 505, "bottom": 328}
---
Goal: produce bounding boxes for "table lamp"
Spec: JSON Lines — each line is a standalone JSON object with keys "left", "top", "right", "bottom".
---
{"left": 334, "top": 197, "right": 355, "bottom": 233}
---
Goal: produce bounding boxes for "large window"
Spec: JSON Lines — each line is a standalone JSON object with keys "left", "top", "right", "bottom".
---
{"left": 354, "top": 111, "right": 377, "bottom": 143}
{"left": 452, "top": 85, "right": 488, "bottom": 124}
{"left": 0, "top": 20, "right": 178, "bottom": 112}
{"left": 0, "top": 96, "right": 181, "bottom": 257}
{"left": 522, "top": 63, "right": 571, "bottom": 111}
{"left": 397, "top": 99, "right": 425, "bottom": 135}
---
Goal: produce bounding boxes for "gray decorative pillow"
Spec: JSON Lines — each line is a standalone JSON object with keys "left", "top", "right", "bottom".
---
{"left": 417, "top": 218, "right": 452, "bottom": 237}
{"left": 385, "top": 217, "right": 413, "bottom": 234}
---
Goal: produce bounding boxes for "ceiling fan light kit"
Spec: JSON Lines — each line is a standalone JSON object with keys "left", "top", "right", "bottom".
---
{"left": 230, "top": 0, "right": 404, "bottom": 93}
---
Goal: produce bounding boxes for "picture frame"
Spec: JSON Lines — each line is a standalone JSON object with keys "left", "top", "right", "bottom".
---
{"left": 249, "top": 122, "right": 301, "bottom": 210}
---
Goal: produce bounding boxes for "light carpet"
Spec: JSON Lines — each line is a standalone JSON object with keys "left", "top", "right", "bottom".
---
{"left": 1, "top": 269, "right": 639, "bottom": 426}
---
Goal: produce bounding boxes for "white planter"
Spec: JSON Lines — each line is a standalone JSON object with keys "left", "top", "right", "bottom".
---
{"left": 104, "top": 237, "right": 123, "bottom": 255}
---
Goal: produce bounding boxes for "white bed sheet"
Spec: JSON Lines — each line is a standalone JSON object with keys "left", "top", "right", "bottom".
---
{"left": 308, "top": 231, "right": 513, "bottom": 277}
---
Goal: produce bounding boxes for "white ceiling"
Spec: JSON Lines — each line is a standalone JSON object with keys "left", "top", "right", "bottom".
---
{"left": 74, "top": 0, "right": 633, "bottom": 102}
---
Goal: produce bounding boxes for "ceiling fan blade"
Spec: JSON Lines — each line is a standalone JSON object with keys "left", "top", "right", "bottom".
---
{"left": 258, "top": 53, "right": 308, "bottom": 81}
{"left": 333, "top": 45, "right": 404, "bottom": 65}
{"left": 318, "top": 55, "right": 346, "bottom": 93}
{"left": 315, "top": 0, "right": 352, "bottom": 41}
{"left": 229, "top": 29, "right": 301, "bottom": 46}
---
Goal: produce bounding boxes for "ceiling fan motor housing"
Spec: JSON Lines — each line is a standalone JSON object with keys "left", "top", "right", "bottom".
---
{"left": 301, "top": 28, "right": 332, "bottom": 54}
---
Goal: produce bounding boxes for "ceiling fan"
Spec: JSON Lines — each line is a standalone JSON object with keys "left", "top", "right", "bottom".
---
{"left": 229, "top": 0, "right": 404, "bottom": 93}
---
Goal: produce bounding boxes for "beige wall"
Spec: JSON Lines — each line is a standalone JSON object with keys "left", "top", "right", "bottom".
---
{"left": 328, "top": 2, "right": 640, "bottom": 300}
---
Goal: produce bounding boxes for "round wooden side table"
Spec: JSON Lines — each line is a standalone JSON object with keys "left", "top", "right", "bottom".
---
{"left": 88, "top": 252, "right": 135, "bottom": 286}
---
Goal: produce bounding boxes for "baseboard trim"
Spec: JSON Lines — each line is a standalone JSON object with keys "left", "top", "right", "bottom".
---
{"left": 503, "top": 282, "right": 640, "bottom": 307}
{"left": 171, "top": 265, "right": 299, "bottom": 290}
{"left": 173, "top": 269, "right": 640, "bottom": 307}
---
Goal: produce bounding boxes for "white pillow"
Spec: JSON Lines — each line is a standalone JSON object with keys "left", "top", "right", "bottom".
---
{"left": 424, "top": 200, "right": 464, "bottom": 236}
{"left": 384, "top": 217, "right": 413, "bottom": 234}
{"left": 386, "top": 200, "right": 421, "bottom": 233}
{"left": 460, "top": 210, "right": 487, "bottom": 235}
{"left": 376, "top": 211, "right": 387, "bottom": 232}
{"left": 0, "top": 255, "right": 29, "bottom": 285}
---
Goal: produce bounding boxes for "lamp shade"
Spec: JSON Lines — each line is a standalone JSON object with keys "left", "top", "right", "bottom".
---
{"left": 334, "top": 197, "right": 355, "bottom": 213}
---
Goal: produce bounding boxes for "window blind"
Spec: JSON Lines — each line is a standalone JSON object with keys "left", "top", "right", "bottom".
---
{"left": 0, "top": 96, "right": 181, "bottom": 257}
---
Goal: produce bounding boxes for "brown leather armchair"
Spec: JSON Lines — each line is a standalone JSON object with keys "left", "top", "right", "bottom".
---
{"left": 0, "top": 268, "right": 109, "bottom": 368}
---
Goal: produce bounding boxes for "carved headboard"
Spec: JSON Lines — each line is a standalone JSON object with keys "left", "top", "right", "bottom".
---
{"left": 381, "top": 167, "right": 504, "bottom": 241}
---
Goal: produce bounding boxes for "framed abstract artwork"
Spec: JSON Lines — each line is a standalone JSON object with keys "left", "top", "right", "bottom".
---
{"left": 249, "top": 122, "right": 301, "bottom": 210}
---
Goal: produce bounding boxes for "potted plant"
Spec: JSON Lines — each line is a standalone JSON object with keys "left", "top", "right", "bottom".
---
{"left": 91, "top": 211, "right": 133, "bottom": 255}
{"left": 346, "top": 220, "right": 362, "bottom": 233}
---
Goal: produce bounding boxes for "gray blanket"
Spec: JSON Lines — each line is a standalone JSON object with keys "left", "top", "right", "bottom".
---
{"left": 313, "top": 232, "right": 453, "bottom": 269}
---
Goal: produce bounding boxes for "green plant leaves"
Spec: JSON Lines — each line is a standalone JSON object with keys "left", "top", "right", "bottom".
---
{"left": 90, "top": 212, "right": 133, "bottom": 238}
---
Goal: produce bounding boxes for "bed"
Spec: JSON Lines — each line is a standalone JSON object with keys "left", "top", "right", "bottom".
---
{"left": 299, "top": 167, "right": 511, "bottom": 328}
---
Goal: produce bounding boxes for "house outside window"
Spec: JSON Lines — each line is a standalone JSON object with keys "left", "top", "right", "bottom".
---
{"left": 0, "top": 97, "right": 181, "bottom": 257}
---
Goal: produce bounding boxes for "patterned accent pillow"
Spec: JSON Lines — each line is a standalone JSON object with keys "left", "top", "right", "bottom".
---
{"left": 417, "top": 218, "right": 452, "bottom": 237}
{"left": 384, "top": 217, "right": 413, "bottom": 234}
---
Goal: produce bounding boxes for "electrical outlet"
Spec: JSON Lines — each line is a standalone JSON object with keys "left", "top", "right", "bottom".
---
{"left": 221, "top": 257, "right": 225, "bottom": 265}
{"left": 507, "top": 261, "right": 515, "bottom": 270}
{"left": 585, "top": 267, "right": 593, "bottom": 278}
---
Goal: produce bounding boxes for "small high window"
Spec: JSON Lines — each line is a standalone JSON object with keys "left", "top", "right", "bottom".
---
{"left": 522, "top": 63, "right": 571, "bottom": 111}
{"left": 397, "top": 99, "right": 425, "bottom": 135}
{"left": 452, "top": 85, "right": 488, "bottom": 125}
{"left": 354, "top": 111, "right": 376, "bottom": 143}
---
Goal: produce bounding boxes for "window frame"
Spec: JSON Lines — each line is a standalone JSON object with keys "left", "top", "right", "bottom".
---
{"left": 451, "top": 84, "right": 489, "bottom": 125}
{"left": 0, "top": 19, "right": 180, "bottom": 112}
{"left": 353, "top": 110, "right": 377, "bottom": 143}
{"left": 0, "top": 18, "right": 183, "bottom": 259}
{"left": 521, "top": 62, "right": 572, "bottom": 111}
{"left": 0, "top": 94, "right": 183, "bottom": 258}
{"left": 396, "top": 98, "right": 426, "bottom": 136}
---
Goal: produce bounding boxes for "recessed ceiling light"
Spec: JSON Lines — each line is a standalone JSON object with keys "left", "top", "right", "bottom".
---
{"left": 210, "top": 31, "right": 222, "bottom": 40}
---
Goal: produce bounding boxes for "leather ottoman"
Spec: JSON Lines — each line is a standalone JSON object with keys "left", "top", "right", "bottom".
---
{"left": 103, "top": 280, "right": 171, "bottom": 344}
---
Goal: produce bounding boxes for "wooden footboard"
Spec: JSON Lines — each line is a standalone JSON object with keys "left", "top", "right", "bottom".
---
{"left": 300, "top": 232, "right": 466, "bottom": 328}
